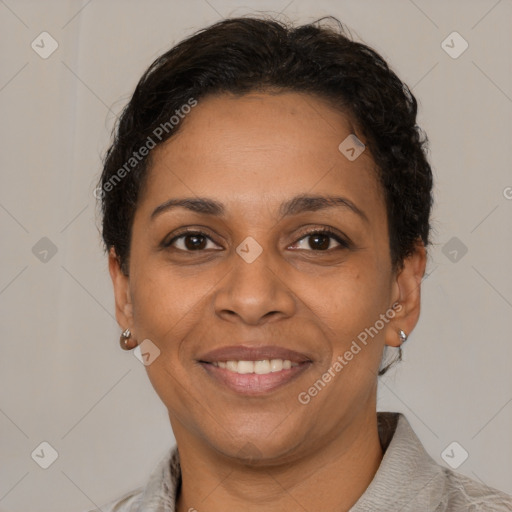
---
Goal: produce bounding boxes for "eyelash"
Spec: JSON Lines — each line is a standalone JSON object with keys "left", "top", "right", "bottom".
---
{"left": 162, "top": 227, "right": 350, "bottom": 253}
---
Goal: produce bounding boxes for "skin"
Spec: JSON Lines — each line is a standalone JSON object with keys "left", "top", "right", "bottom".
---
{"left": 109, "top": 91, "right": 427, "bottom": 512}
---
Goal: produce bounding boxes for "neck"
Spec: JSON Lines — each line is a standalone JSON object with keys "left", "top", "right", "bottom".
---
{"left": 173, "top": 406, "right": 383, "bottom": 512}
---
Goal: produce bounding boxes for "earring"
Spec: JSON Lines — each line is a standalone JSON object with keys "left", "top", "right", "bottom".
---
{"left": 398, "top": 329, "right": 408, "bottom": 344}
{"left": 120, "top": 328, "right": 137, "bottom": 350}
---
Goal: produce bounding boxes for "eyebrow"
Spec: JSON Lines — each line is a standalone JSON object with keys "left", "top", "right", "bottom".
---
{"left": 150, "top": 194, "right": 369, "bottom": 223}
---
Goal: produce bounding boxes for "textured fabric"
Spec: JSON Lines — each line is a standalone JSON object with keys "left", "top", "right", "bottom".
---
{"left": 88, "top": 412, "right": 512, "bottom": 511}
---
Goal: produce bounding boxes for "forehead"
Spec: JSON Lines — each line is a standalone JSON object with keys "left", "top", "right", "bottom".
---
{"left": 138, "top": 91, "right": 383, "bottom": 220}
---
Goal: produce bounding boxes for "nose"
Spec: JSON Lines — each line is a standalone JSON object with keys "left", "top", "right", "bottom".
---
{"left": 213, "top": 247, "right": 297, "bottom": 326}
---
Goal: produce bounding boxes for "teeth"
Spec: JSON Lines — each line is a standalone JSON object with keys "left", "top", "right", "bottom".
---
{"left": 237, "top": 361, "right": 254, "bottom": 374}
{"left": 254, "top": 360, "right": 270, "bottom": 374}
{"left": 226, "top": 360, "right": 238, "bottom": 372}
{"left": 270, "top": 359, "right": 283, "bottom": 372}
{"left": 212, "top": 359, "right": 299, "bottom": 375}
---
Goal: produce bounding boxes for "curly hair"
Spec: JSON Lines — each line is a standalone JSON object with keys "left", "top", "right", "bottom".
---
{"left": 98, "top": 16, "right": 433, "bottom": 281}
{"left": 97, "top": 14, "right": 433, "bottom": 283}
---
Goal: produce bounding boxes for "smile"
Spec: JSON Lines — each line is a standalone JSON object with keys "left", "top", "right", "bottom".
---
{"left": 211, "top": 359, "right": 299, "bottom": 374}
{"left": 200, "top": 359, "right": 311, "bottom": 395}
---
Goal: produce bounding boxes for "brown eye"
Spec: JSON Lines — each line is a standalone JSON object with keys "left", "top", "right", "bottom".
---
{"left": 308, "top": 233, "right": 331, "bottom": 250}
{"left": 290, "top": 229, "right": 349, "bottom": 251}
{"left": 164, "top": 231, "right": 220, "bottom": 251}
{"left": 180, "top": 233, "right": 208, "bottom": 250}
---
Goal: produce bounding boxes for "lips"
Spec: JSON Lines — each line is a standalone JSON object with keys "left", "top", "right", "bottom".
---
{"left": 197, "top": 344, "right": 313, "bottom": 395}
{"left": 198, "top": 345, "right": 312, "bottom": 364}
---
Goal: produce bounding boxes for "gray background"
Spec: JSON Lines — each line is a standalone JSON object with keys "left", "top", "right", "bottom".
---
{"left": 0, "top": 1, "right": 511, "bottom": 510}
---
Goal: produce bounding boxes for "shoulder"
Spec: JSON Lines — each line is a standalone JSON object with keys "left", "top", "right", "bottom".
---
{"left": 358, "top": 413, "right": 512, "bottom": 512}
{"left": 83, "top": 487, "right": 144, "bottom": 512}
{"left": 82, "top": 445, "right": 180, "bottom": 512}
{"left": 438, "top": 468, "right": 512, "bottom": 511}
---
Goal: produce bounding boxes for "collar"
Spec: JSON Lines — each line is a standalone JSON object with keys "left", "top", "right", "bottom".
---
{"left": 350, "top": 412, "right": 446, "bottom": 511}
{"left": 131, "top": 412, "right": 451, "bottom": 511}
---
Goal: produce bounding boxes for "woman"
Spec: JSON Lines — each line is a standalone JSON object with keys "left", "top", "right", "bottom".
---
{"left": 92, "top": 15, "right": 512, "bottom": 512}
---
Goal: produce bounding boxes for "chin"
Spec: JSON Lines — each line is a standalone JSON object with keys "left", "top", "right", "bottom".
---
{"left": 207, "top": 423, "right": 306, "bottom": 466}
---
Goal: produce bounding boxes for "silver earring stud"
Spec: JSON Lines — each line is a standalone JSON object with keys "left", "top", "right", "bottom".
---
{"left": 398, "top": 329, "right": 408, "bottom": 344}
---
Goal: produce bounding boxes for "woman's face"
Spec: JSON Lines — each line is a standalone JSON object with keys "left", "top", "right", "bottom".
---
{"left": 110, "top": 91, "right": 424, "bottom": 462}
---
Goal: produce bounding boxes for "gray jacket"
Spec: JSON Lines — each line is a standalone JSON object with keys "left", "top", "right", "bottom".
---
{"left": 88, "top": 412, "right": 512, "bottom": 511}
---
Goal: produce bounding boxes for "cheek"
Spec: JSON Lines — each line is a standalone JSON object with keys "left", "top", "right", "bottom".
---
{"left": 297, "top": 269, "right": 390, "bottom": 417}
{"left": 130, "top": 257, "right": 208, "bottom": 340}
{"left": 130, "top": 266, "right": 202, "bottom": 419}
{"left": 312, "top": 263, "right": 389, "bottom": 341}
{"left": 128, "top": 258, "right": 220, "bottom": 394}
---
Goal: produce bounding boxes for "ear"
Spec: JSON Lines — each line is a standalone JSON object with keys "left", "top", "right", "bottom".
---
{"left": 108, "top": 247, "right": 134, "bottom": 336}
{"left": 384, "top": 240, "right": 427, "bottom": 347}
